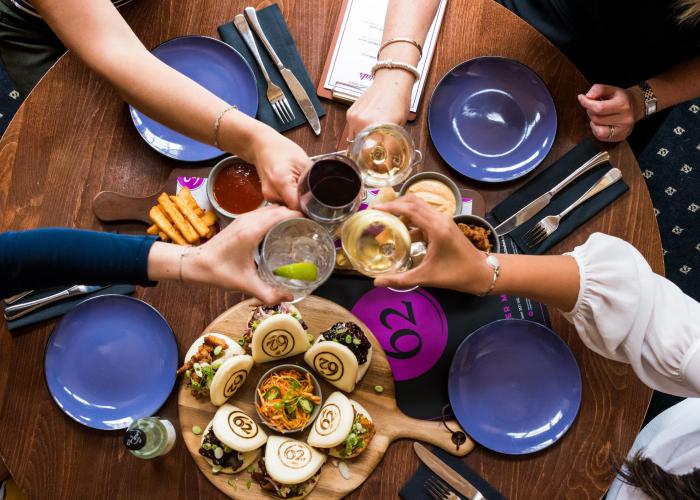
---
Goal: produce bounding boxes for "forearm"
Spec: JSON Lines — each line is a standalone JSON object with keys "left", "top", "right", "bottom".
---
{"left": 34, "top": 0, "right": 274, "bottom": 162}
{"left": 0, "top": 229, "right": 156, "bottom": 297}
{"left": 628, "top": 56, "right": 700, "bottom": 119}
{"left": 467, "top": 253, "right": 580, "bottom": 312}
{"left": 373, "top": 0, "right": 442, "bottom": 95}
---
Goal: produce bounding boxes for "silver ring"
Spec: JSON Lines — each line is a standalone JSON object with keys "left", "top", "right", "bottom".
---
{"left": 607, "top": 125, "right": 615, "bottom": 140}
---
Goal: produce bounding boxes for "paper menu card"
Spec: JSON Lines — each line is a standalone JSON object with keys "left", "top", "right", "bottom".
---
{"left": 318, "top": 0, "right": 448, "bottom": 116}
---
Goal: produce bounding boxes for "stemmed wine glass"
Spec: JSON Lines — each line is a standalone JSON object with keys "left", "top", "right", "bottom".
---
{"left": 298, "top": 154, "right": 364, "bottom": 226}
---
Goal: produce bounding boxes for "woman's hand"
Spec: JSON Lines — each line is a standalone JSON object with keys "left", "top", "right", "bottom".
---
{"left": 182, "top": 205, "right": 303, "bottom": 302}
{"left": 345, "top": 70, "right": 414, "bottom": 140}
{"left": 372, "top": 195, "right": 492, "bottom": 294}
{"left": 577, "top": 84, "right": 645, "bottom": 142}
{"left": 250, "top": 129, "right": 312, "bottom": 210}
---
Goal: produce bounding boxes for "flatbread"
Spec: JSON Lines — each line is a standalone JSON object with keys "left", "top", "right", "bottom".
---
{"left": 306, "top": 391, "right": 355, "bottom": 449}
{"left": 264, "top": 435, "right": 326, "bottom": 485}
{"left": 212, "top": 404, "right": 268, "bottom": 453}
{"left": 209, "top": 355, "right": 254, "bottom": 406}
{"left": 251, "top": 314, "right": 310, "bottom": 364}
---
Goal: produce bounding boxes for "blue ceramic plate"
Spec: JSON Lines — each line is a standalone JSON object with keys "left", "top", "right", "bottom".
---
{"left": 130, "top": 35, "right": 258, "bottom": 162}
{"left": 448, "top": 319, "right": 581, "bottom": 454}
{"left": 44, "top": 295, "right": 178, "bottom": 430}
{"left": 428, "top": 57, "right": 557, "bottom": 183}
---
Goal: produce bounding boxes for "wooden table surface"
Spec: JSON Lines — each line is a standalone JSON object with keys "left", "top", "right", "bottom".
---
{"left": 0, "top": 0, "right": 662, "bottom": 498}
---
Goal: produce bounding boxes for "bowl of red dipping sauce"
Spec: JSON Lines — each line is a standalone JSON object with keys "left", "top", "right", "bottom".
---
{"left": 207, "top": 156, "right": 266, "bottom": 221}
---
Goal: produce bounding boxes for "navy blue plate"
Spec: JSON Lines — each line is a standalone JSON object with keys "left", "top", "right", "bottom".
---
{"left": 130, "top": 35, "right": 258, "bottom": 162}
{"left": 44, "top": 295, "right": 178, "bottom": 430}
{"left": 448, "top": 319, "right": 581, "bottom": 454}
{"left": 428, "top": 57, "right": 557, "bottom": 183}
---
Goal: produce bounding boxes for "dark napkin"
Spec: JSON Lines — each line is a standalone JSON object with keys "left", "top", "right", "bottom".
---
{"left": 400, "top": 446, "right": 506, "bottom": 500}
{"left": 490, "top": 139, "right": 628, "bottom": 254}
{"left": 218, "top": 4, "right": 325, "bottom": 133}
{"left": 3, "top": 284, "right": 135, "bottom": 334}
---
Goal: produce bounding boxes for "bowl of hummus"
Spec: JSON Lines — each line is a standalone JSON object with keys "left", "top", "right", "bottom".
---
{"left": 399, "top": 172, "right": 462, "bottom": 216}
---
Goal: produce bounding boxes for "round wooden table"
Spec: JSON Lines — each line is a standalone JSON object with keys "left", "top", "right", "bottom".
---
{"left": 0, "top": 0, "right": 662, "bottom": 498}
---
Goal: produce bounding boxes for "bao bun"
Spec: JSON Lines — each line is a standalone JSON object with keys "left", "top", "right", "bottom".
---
{"left": 264, "top": 435, "right": 325, "bottom": 486}
{"left": 184, "top": 332, "right": 241, "bottom": 363}
{"left": 183, "top": 333, "right": 253, "bottom": 406}
{"left": 250, "top": 314, "right": 310, "bottom": 364}
{"left": 200, "top": 404, "right": 267, "bottom": 474}
{"left": 307, "top": 392, "right": 374, "bottom": 459}
{"left": 304, "top": 336, "right": 373, "bottom": 392}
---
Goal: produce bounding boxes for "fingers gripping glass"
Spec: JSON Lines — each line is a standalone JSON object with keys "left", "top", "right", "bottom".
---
{"left": 258, "top": 218, "right": 336, "bottom": 303}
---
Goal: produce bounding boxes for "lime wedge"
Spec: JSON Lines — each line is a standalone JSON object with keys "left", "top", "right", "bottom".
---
{"left": 273, "top": 262, "right": 318, "bottom": 281}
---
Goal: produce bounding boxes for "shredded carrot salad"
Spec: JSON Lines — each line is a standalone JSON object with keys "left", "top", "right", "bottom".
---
{"left": 256, "top": 369, "right": 321, "bottom": 432}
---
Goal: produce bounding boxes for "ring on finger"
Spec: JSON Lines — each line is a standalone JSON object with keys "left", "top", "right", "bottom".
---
{"left": 607, "top": 125, "right": 615, "bottom": 140}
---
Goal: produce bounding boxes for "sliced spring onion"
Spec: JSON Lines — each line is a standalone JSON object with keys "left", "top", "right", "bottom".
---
{"left": 192, "top": 425, "right": 202, "bottom": 435}
{"left": 214, "top": 447, "right": 224, "bottom": 460}
{"left": 212, "top": 465, "right": 223, "bottom": 474}
{"left": 374, "top": 385, "right": 384, "bottom": 393}
{"left": 213, "top": 345, "right": 222, "bottom": 356}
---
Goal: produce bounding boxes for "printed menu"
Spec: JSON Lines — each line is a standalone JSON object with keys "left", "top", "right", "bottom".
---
{"left": 318, "top": 0, "right": 448, "bottom": 116}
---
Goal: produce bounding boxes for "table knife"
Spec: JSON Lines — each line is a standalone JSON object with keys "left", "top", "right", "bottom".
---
{"left": 244, "top": 6, "right": 321, "bottom": 135}
{"left": 3, "top": 290, "right": 34, "bottom": 305}
{"left": 4, "top": 285, "right": 107, "bottom": 320}
{"left": 494, "top": 150, "right": 610, "bottom": 237}
{"left": 413, "top": 442, "right": 485, "bottom": 500}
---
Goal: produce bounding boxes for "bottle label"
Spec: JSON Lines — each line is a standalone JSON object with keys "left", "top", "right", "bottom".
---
{"left": 123, "top": 429, "right": 146, "bottom": 451}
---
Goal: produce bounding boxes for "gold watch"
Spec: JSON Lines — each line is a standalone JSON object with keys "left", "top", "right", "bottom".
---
{"left": 638, "top": 81, "right": 657, "bottom": 118}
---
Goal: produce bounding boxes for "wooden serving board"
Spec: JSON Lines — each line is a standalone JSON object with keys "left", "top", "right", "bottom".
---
{"left": 178, "top": 296, "right": 474, "bottom": 499}
{"left": 92, "top": 166, "right": 213, "bottom": 224}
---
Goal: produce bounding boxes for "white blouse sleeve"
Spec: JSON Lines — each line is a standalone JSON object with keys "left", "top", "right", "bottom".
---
{"left": 562, "top": 233, "right": 700, "bottom": 397}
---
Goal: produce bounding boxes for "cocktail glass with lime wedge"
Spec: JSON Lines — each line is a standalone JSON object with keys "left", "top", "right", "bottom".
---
{"left": 259, "top": 219, "right": 335, "bottom": 303}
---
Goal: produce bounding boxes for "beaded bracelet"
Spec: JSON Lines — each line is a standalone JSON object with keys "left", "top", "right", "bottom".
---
{"left": 378, "top": 37, "right": 423, "bottom": 59}
{"left": 213, "top": 105, "right": 237, "bottom": 150}
{"left": 371, "top": 59, "right": 421, "bottom": 81}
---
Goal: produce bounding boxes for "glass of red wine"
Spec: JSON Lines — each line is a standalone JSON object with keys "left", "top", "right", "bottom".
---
{"left": 298, "top": 154, "right": 364, "bottom": 225}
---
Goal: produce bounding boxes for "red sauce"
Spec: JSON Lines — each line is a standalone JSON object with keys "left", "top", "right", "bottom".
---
{"left": 213, "top": 163, "right": 264, "bottom": 215}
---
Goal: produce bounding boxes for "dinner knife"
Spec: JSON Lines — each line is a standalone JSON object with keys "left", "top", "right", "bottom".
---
{"left": 413, "top": 442, "right": 485, "bottom": 500}
{"left": 494, "top": 150, "right": 611, "bottom": 237}
{"left": 4, "top": 285, "right": 107, "bottom": 320}
{"left": 244, "top": 7, "right": 321, "bottom": 135}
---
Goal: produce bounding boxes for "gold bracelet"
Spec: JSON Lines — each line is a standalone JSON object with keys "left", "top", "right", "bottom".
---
{"left": 371, "top": 59, "right": 421, "bottom": 81}
{"left": 378, "top": 37, "right": 423, "bottom": 59}
{"left": 213, "top": 105, "right": 237, "bottom": 150}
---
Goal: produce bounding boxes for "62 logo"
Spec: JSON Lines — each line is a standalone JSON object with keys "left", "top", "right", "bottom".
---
{"left": 278, "top": 440, "right": 311, "bottom": 469}
{"left": 228, "top": 410, "right": 258, "bottom": 439}
{"left": 261, "top": 329, "right": 295, "bottom": 357}
{"left": 314, "top": 404, "right": 340, "bottom": 436}
{"left": 313, "top": 352, "right": 344, "bottom": 381}
{"left": 223, "top": 369, "right": 248, "bottom": 398}
{"left": 352, "top": 288, "right": 448, "bottom": 381}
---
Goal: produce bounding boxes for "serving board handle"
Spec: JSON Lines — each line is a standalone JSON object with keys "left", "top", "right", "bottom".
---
{"left": 93, "top": 191, "right": 156, "bottom": 224}
{"left": 389, "top": 413, "right": 474, "bottom": 457}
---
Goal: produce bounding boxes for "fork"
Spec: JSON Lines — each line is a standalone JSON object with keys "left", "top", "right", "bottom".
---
{"left": 234, "top": 14, "right": 294, "bottom": 123}
{"left": 524, "top": 167, "right": 623, "bottom": 247}
{"left": 425, "top": 476, "right": 461, "bottom": 500}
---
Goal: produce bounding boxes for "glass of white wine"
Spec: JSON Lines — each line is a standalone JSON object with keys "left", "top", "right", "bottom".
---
{"left": 340, "top": 209, "right": 412, "bottom": 279}
{"left": 347, "top": 123, "right": 422, "bottom": 188}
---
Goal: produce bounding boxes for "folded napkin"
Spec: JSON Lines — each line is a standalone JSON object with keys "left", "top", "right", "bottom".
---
{"left": 400, "top": 446, "right": 506, "bottom": 500}
{"left": 3, "top": 284, "right": 135, "bottom": 334}
{"left": 490, "top": 139, "right": 629, "bottom": 254}
{"left": 218, "top": 4, "right": 325, "bottom": 133}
